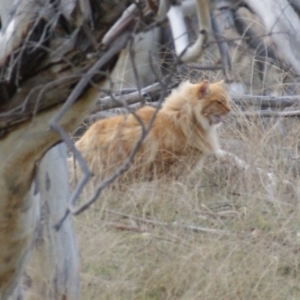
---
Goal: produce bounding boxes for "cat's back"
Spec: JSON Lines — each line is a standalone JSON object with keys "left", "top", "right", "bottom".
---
{"left": 76, "top": 106, "right": 160, "bottom": 150}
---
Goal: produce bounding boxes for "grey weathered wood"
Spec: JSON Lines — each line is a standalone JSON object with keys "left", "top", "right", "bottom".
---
{"left": 0, "top": 85, "right": 99, "bottom": 299}
{"left": 0, "top": 0, "right": 155, "bottom": 297}
{"left": 0, "top": 178, "right": 40, "bottom": 300}
{"left": 235, "top": 110, "right": 300, "bottom": 118}
{"left": 245, "top": 0, "right": 300, "bottom": 74}
{"left": 231, "top": 95, "right": 300, "bottom": 108}
{"left": 24, "top": 144, "right": 79, "bottom": 300}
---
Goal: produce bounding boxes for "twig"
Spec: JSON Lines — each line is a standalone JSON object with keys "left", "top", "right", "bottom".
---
{"left": 69, "top": 61, "right": 175, "bottom": 216}
{"left": 70, "top": 47, "right": 184, "bottom": 216}
{"left": 70, "top": 98, "right": 164, "bottom": 216}
{"left": 105, "top": 209, "right": 231, "bottom": 235}
{"left": 106, "top": 90, "right": 147, "bottom": 133}
{"left": 86, "top": 101, "right": 161, "bottom": 124}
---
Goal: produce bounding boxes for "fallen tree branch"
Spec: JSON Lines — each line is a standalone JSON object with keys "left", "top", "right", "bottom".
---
{"left": 231, "top": 95, "right": 299, "bottom": 108}
{"left": 233, "top": 110, "right": 300, "bottom": 118}
{"left": 98, "top": 84, "right": 299, "bottom": 112}
{"left": 99, "top": 84, "right": 298, "bottom": 110}
{"left": 85, "top": 88, "right": 300, "bottom": 125}
{"left": 95, "top": 82, "right": 165, "bottom": 112}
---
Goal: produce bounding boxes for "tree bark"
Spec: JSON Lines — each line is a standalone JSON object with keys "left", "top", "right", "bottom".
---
{"left": 0, "top": 0, "right": 133, "bottom": 297}
{"left": 24, "top": 144, "right": 79, "bottom": 300}
{"left": 0, "top": 86, "right": 99, "bottom": 299}
{"left": 0, "top": 179, "right": 40, "bottom": 300}
{"left": 0, "top": 0, "right": 222, "bottom": 298}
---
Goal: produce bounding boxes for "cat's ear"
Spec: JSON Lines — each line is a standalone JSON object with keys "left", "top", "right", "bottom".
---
{"left": 199, "top": 80, "right": 210, "bottom": 97}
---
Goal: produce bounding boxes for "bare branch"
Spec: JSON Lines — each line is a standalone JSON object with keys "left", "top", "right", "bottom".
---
{"left": 101, "top": 4, "right": 138, "bottom": 48}
{"left": 211, "top": 10, "right": 233, "bottom": 82}
{"left": 94, "top": 82, "right": 168, "bottom": 112}
{"left": 69, "top": 91, "right": 165, "bottom": 216}
{"left": 63, "top": 44, "right": 183, "bottom": 220}
{"left": 51, "top": 33, "right": 131, "bottom": 230}
{"left": 97, "top": 84, "right": 300, "bottom": 115}
{"left": 85, "top": 85, "right": 300, "bottom": 126}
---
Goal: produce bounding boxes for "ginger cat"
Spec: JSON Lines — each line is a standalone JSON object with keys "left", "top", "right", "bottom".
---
{"left": 73, "top": 80, "right": 231, "bottom": 186}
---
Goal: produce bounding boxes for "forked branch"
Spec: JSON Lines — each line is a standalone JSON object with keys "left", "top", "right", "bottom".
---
{"left": 51, "top": 34, "right": 131, "bottom": 230}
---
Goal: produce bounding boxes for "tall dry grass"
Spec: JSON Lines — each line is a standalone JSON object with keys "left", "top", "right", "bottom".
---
{"left": 74, "top": 19, "right": 300, "bottom": 299}
{"left": 74, "top": 110, "right": 300, "bottom": 299}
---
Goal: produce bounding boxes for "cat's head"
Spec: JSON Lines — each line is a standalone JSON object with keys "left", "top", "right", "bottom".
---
{"left": 163, "top": 79, "right": 231, "bottom": 128}
{"left": 192, "top": 80, "right": 231, "bottom": 127}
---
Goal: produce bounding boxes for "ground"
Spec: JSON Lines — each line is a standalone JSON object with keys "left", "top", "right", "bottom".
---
{"left": 74, "top": 18, "right": 300, "bottom": 298}
{"left": 75, "top": 112, "right": 300, "bottom": 300}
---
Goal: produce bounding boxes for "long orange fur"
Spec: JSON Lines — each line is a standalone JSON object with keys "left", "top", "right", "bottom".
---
{"left": 74, "top": 80, "right": 231, "bottom": 184}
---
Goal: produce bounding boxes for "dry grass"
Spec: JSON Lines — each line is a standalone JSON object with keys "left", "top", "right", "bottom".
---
{"left": 74, "top": 112, "right": 300, "bottom": 300}
{"left": 73, "top": 18, "right": 300, "bottom": 298}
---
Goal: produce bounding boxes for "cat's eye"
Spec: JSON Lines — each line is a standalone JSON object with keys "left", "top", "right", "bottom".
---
{"left": 216, "top": 100, "right": 223, "bottom": 105}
